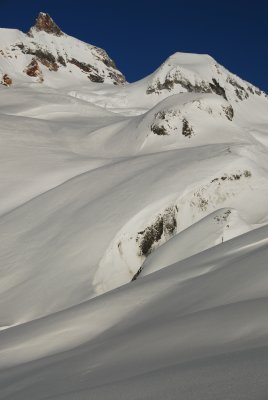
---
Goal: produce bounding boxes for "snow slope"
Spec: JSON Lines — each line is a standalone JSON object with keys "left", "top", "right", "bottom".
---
{"left": 0, "top": 12, "right": 268, "bottom": 399}
{"left": 1, "top": 226, "right": 268, "bottom": 399}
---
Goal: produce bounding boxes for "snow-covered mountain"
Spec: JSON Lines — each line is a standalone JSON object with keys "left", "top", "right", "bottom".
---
{"left": 0, "top": 13, "right": 268, "bottom": 400}
{"left": 0, "top": 12, "right": 125, "bottom": 87}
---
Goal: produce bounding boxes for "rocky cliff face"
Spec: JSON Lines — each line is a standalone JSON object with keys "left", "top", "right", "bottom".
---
{"left": 29, "top": 12, "right": 63, "bottom": 36}
{"left": 0, "top": 12, "right": 126, "bottom": 87}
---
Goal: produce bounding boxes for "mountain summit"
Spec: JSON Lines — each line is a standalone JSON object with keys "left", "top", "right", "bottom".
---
{"left": 0, "top": 12, "right": 125, "bottom": 86}
{"left": 29, "top": 12, "right": 63, "bottom": 36}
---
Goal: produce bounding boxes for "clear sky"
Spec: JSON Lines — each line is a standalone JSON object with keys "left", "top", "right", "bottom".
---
{"left": 0, "top": 0, "right": 267, "bottom": 92}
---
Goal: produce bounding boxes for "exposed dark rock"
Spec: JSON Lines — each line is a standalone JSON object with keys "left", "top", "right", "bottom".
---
{"left": 176, "top": 79, "right": 211, "bottom": 94}
{"left": 209, "top": 78, "right": 227, "bottom": 100}
{"left": 227, "top": 77, "right": 249, "bottom": 100}
{"left": 147, "top": 79, "right": 171, "bottom": 93}
{"left": 16, "top": 44, "right": 59, "bottom": 71}
{"left": 151, "top": 111, "right": 168, "bottom": 135}
{"left": 131, "top": 266, "right": 144, "bottom": 281}
{"left": 37, "top": 55, "right": 58, "bottom": 71}
{"left": 151, "top": 112, "right": 195, "bottom": 138}
{"left": 32, "top": 48, "right": 56, "bottom": 64}
{"left": 244, "top": 170, "right": 252, "bottom": 177}
{"left": 16, "top": 43, "right": 26, "bottom": 52}
{"left": 24, "top": 58, "right": 44, "bottom": 81}
{"left": 93, "top": 47, "right": 126, "bottom": 85}
{"left": 157, "top": 111, "right": 166, "bottom": 120}
{"left": 223, "top": 105, "right": 234, "bottom": 121}
{"left": 31, "top": 12, "right": 63, "bottom": 36}
{"left": 25, "top": 59, "right": 39, "bottom": 77}
{"left": 146, "top": 71, "right": 263, "bottom": 101}
{"left": 163, "top": 209, "right": 177, "bottom": 234}
{"left": 232, "top": 174, "right": 241, "bottom": 180}
{"left": 214, "top": 209, "right": 231, "bottom": 223}
{"left": 68, "top": 58, "right": 96, "bottom": 73}
{"left": 137, "top": 207, "right": 177, "bottom": 257}
{"left": 147, "top": 77, "right": 211, "bottom": 95}
{"left": 57, "top": 55, "right": 66, "bottom": 66}
{"left": 1, "top": 74, "right": 12, "bottom": 86}
{"left": 1, "top": 74, "right": 13, "bottom": 86}
{"left": 102, "top": 57, "right": 116, "bottom": 69}
{"left": 139, "top": 217, "right": 164, "bottom": 256}
{"left": 108, "top": 71, "right": 126, "bottom": 85}
{"left": 94, "top": 47, "right": 117, "bottom": 69}
{"left": 156, "top": 78, "right": 174, "bottom": 92}
{"left": 151, "top": 124, "right": 168, "bottom": 136}
{"left": 69, "top": 58, "right": 110, "bottom": 83}
{"left": 89, "top": 74, "right": 104, "bottom": 83}
{"left": 182, "top": 118, "right": 194, "bottom": 137}
{"left": 212, "top": 170, "right": 252, "bottom": 183}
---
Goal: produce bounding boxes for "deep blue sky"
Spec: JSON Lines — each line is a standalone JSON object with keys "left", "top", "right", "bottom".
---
{"left": 0, "top": 0, "right": 267, "bottom": 92}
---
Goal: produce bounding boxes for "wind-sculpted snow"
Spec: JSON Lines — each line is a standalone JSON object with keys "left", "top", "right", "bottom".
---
{"left": 1, "top": 226, "right": 268, "bottom": 399}
{"left": 0, "top": 14, "right": 268, "bottom": 399}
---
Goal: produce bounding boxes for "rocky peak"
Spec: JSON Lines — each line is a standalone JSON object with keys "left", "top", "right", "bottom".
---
{"left": 30, "top": 12, "right": 63, "bottom": 36}
{"left": 1, "top": 13, "right": 126, "bottom": 86}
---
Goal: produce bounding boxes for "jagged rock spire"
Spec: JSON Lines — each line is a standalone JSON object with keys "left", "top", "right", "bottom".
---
{"left": 31, "top": 12, "right": 63, "bottom": 36}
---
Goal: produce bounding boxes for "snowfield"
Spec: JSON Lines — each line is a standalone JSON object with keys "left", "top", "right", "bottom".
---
{"left": 0, "top": 13, "right": 268, "bottom": 399}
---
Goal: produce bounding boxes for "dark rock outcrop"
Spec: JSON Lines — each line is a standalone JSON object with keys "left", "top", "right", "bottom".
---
{"left": 24, "top": 59, "right": 44, "bottom": 81}
{"left": 151, "top": 124, "right": 168, "bottom": 136}
{"left": 223, "top": 105, "right": 234, "bottom": 121}
{"left": 88, "top": 74, "right": 104, "bottom": 83}
{"left": 227, "top": 77, "right": 249, "bottom": 101}
{"left": 137, "top": 207, "right": 177, "bottom": 257}
{"left": 16, "top": 44, "right": 59, "bottom": 71}
{"left": 147, "top": 77, "right": 212, "bottom": 95}
{"left": 1, "top": 74, "right": 12, "bottom": 86}
{"left": 209, "top": 79, "right": 227, "bottom": 100}
{"left": 68, "top": 58, "right": 96, "bottom": 74}
{"left": 182, "top": 118, "right": 194, "bottom": 137}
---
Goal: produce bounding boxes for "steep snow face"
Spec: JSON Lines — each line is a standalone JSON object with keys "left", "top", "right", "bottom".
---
{"left": 0, "top": 13, "right": 125, "bottom": 87}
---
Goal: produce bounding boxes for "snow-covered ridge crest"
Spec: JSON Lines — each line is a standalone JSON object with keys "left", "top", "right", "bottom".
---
{"left": 146, "top": 52, "right": 267, "bottom": 105}
{"left": 0, "top": 12, "right": 126, "bottom": 87}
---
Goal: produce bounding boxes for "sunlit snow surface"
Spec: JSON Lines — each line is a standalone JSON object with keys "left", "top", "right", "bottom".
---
{"left": 1, "top": 25, "right": 268, "bottom": 399}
